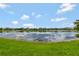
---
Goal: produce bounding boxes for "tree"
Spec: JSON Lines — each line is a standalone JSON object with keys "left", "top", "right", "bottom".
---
{"left": 74, "top": 20, "right": 79, "bottom": 37}
{"left": 74, "top": 20, "right": 79, "bottom": 32}
{"left": 0, "top": 28, "right": 2, "bottom": 33}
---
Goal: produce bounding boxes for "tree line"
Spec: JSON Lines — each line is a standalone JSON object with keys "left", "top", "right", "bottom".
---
{"left": 0, "top": 27, "right": 74, "bottom": 32}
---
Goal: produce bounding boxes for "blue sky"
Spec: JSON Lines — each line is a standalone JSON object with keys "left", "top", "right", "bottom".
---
{"left": 0, "top": 3, "right": 79, "bottom": 28}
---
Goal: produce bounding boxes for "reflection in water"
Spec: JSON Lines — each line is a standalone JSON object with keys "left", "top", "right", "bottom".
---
{"left": 0, "top": 32, "right": 76, "bottom": 41}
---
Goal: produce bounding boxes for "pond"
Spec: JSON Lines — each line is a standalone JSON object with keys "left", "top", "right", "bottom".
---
{"left": 0, "top": 32, "right": 77, "bottom": 42}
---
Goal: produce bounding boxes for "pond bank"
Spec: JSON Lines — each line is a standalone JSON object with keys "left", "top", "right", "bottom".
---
{"left": 0, "top": 38, "right": 79, "bottom": 56}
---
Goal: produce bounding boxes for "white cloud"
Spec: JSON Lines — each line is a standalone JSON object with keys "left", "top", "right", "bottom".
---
{"left": 0, "top": 4, "right": 15, "bottom": 14}
{"left": 32, "top": 12, "right": 35, "bottom": 16}
{"left": 51, "top": 17, "right": 66, "bottom": 22}
{"left": 51, "top": 19, "right": 55, "bottom": 22}
{"left": 57, "top": 3, "right": 76, "bottom": 14}
{"left": 36, "top": 14, "right": 42, "bottom": 18}
{"left": 20, "top": 14, "right": 29, "bottom": 20}
{"left": 0, "top": 3, "right": 9, "bottom": 9}
{"left": 23, "top": 23, "right": 35, "bottom": 28}
{"left": 55, "top": 17, "right": 66, "bottom": 21}
{"left": 12, "top": 21, "right": 18, "bottom": 25}
{"left": 70, "top": 23, "right": 74, "bottom": 27}
{"left": 60, "top": 4, "right": 71, "bottom": 8}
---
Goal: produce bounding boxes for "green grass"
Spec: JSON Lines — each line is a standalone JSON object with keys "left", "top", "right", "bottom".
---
{"left": 0, "top": 38, "right": 79, "bottom": 56}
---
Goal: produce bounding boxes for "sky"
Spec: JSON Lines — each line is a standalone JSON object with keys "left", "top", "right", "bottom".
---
{"left": 0, "top": 3, "right": 79, "bottom": 28}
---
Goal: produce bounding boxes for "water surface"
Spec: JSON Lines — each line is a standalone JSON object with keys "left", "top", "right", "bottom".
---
{"left": 0, "top": 32, "right": 76, "bottom": 41}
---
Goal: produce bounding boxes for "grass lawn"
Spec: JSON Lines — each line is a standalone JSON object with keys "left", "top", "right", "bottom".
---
{"left": 0, "top": 38, "right": 79, "bottom": 56}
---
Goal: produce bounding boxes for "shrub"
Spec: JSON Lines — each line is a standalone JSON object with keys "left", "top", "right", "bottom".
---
{"left": 75, "top": 34, "right": 79, "bottom": 38}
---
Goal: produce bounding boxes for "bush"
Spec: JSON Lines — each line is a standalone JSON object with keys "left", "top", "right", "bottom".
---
{"left": 75, "top": 34, "right": 79, "bottom": 38}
